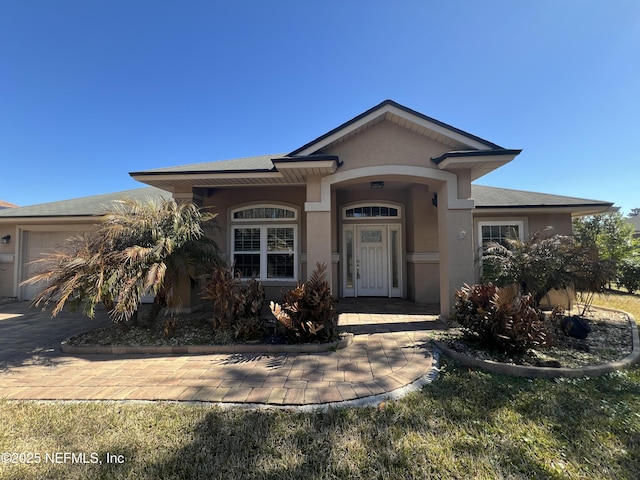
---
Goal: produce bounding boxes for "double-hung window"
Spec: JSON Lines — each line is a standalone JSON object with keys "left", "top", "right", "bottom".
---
{"left": 478, "top": 221, "right": 524, "bottom": 248}
{"left": 477, "top": 220, "right": 524, "bottom": 280}
{"left": 231, "top": 205, "right": 297, "bottom": 280}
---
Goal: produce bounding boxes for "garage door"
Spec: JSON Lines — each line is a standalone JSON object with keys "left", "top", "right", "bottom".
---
{"left": 21, "top": 231, "right": 75, "bottom": 300}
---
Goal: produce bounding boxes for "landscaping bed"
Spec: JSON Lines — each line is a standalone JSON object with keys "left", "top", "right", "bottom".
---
{"left": 66, "top": 303, "right": 637, "bottom": 374}
{"left": 434, "top": 306, "right": 635, "bottom": 369}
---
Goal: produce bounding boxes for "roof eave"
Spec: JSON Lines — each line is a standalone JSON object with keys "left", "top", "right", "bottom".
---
{"left": 474, "top": 203, "right": 615, "bottom": 216}
{"left": 434, "top": 150, "right": 522, "bottom": 180}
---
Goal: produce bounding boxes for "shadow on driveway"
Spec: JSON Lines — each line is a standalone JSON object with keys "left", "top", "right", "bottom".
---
{"left": 0, "top": 301, "right": 111, "bottom": 371}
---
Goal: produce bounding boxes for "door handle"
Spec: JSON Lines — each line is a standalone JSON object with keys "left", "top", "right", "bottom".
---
{"left": 356, "top": 260, "right": 360, "bottom": 279}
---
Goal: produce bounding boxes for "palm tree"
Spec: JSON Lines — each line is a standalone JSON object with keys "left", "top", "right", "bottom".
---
{"left": 24, "top": 233, "right": 120, "bottom": 318}
{"left": 24, "top": 197, "right": 220, "bottom": 324}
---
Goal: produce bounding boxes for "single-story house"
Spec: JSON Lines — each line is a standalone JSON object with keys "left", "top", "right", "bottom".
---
{"left": 0, "top": 100, "right": 613, "bottom": 315}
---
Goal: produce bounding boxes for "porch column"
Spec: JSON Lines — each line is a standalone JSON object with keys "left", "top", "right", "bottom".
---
{"left": 305, "top": 175, "right": 333, "bottom": 290}
{"left": 437, "top": 181, "right": 475, "bottom": 317}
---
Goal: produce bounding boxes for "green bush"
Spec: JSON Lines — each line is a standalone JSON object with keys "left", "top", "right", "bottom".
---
{"left": 452, "top": 283, "right": 552, "bottom": 353}
{"left": 619, "top": 256, "right": 640, "bottom": 294}
{"left": 270, "top": 263, "right": 338, "bottom": 343}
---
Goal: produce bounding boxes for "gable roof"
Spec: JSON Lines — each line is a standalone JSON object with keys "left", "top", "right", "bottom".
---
{"left": 131, "top": 100, "right": 521, "bottom": 187}
{"left": 288, "top": 99, "right": 503, "bottom": 156}
{"left": 0, "top": 187, "right": 171, "bottom": 219}
{"left": 472, "top": 185, "right": 613, "bottom": 215}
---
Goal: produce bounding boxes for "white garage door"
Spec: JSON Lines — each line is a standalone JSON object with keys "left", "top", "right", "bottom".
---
{"left": 21, "top": 231, "right": 75, "bottom": 300}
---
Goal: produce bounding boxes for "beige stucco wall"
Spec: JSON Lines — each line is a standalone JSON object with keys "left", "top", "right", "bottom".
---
{"left": 527, "top": 212, "right": 573, "bottom": 236}
{"left": 324, "top": 120, "right": 450, "bottom": 172}
{"left": 0, "top": 225, "right": 15, "bottom": 297}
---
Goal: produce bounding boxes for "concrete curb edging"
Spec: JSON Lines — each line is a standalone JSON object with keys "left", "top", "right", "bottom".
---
{"left": 434, "top": 310, "right": 639, "bottom": 379}
{"left": 60, "top": 333, "right": 354, "bottom": 355}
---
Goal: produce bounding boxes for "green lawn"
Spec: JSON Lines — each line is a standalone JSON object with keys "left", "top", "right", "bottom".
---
{"left": 1, "top": 293, "right": 639, "bottom": 479}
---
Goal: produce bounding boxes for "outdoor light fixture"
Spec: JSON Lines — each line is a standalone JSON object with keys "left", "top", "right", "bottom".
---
{"left": 1, "top": 235, "right": 10, "bottom": 244}
{"left": 370, "top": 181, "right": 384, "bottom": 190}
{"left": 432, "top": 193, "right": 438, "bottom": 207}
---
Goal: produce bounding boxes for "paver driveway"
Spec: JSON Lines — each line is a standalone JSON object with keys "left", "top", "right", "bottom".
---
{"left": 0, "top": 300, "right": 444, "bottom": 407}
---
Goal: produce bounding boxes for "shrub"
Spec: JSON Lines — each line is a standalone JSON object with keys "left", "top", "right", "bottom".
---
{"left": 483, "top": 228, "right": 616, "bottom": 311}
{"left": 270, "top": 263, "right": 338, "bottom": 343}
{"left": 619, "top": 256, "right": 640, "bottom": 294}
{"left": 202, "top": 264, "right": 265, "bottom": 339}
{"left": 452, "top": 283, "right": 552, "bottom": 353}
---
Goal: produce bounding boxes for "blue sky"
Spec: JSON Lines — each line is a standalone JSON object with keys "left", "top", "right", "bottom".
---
{"left": 1, "top": 1, "right": 639, "bottom": 214}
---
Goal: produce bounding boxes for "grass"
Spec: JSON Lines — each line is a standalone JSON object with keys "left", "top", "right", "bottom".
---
{"left": 1, "top": 293, "right": 639, "bottom": 479}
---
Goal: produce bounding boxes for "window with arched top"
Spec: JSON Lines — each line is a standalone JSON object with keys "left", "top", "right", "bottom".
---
{"left": 342, "top": 204, "right": 400, "bottom": 219}
{"left": 232, "top": 205, "right": 296, "bottom": 221}
{"left": 231, "top": 204, "right": 298, "bottom": 280}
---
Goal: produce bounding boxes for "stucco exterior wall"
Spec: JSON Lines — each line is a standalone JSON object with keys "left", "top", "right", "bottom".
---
{"left": 324, "top": 120, "right": 449, "bottom": 172}
{"left": 0, "top": 225, "right": 15, "bottom": 297}
{"left": 527, "top": 212, "right": 573, "bottom": 236}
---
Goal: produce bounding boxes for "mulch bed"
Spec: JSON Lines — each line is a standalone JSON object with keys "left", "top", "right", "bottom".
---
{"left": 435, "top": 307, "right": 633, "bottom": 368}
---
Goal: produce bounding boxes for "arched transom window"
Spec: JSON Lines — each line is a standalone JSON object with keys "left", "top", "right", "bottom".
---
{"left": 231, "top": 205, "right": 298, "bottom": 280}
{"left": 343, "top": 204, "right": 400, "bottom": 219}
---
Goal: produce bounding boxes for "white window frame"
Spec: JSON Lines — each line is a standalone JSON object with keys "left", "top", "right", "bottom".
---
{"left": 477, "top": 220, "right": 525, "bottom": 248}
{"left": 231, "top": 204, "right": 298, "bottom": 281}
{"left": 476, "top": 220, "right": 525, "bottom": 281}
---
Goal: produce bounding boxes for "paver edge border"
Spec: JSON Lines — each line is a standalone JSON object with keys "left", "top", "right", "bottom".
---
{"left": 434, "top": 308, "right": 639, "bottom": 378}
{"left": 60, "top": 333, "right": 354, "bottom": 355}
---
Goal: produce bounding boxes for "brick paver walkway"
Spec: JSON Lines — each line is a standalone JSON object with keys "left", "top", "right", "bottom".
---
{"left": 0, "top": 301, "right": 444, "bottom": 407}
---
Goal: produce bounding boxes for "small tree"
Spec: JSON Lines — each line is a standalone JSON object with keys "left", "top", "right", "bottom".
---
{"left": 482, "top": 228, "right": 575, "bottom": 306}
{"left": 24, "top": 198, "right": 220, "bottom": 324}
{"left": 482, "top": 228, "right": 616, "bottom": 311}
{"left": 619, "top": 255, "right": 640, "bottom": 294}
{"left": 573, "top": 212, "right": 636, "bottom": 282}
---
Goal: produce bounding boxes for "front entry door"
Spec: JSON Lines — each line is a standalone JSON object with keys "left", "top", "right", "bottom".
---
{"left": 355, "top": 226, "right": 388, "bottom": 296}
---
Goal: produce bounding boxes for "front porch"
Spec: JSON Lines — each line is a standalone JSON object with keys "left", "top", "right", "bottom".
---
{"left": 337, "top": 297, "right": 446, "bottom": 335}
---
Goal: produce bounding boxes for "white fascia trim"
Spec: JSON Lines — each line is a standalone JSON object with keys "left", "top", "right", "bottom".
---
{"left": 436, "top": 154, "right": 516, "bottom": 170}
{"left": 274, "top": 160, "right": 337, "bottom": 172}
{"left": 133, "top": 172, "right": 284, "bottom": 182}
{"left": 304, "top": 165, "right": 474, "bottom": 212}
